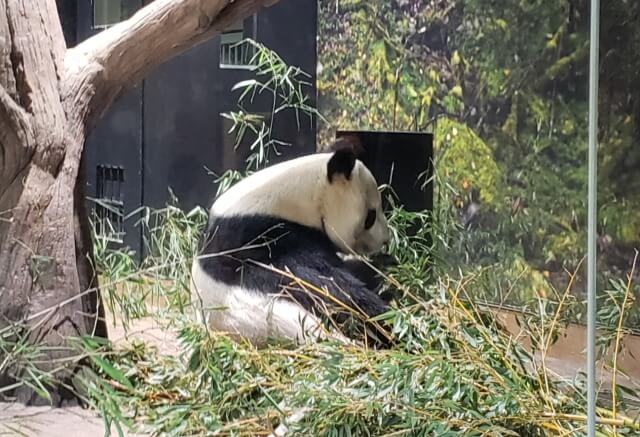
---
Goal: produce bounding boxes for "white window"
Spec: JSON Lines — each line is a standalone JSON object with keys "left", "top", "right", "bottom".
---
{"left": 220, "top": 19, "right": 255, "bottom": 69}
{"left": 94, "top": 165, "right": 125, "bottom": 243}
{"left": 93, "top": 0, "right": 122, "bottom": 29}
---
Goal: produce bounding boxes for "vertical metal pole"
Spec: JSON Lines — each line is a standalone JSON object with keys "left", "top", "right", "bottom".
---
{"left": 587, "top": 0, "right": 600, "bottom": 435}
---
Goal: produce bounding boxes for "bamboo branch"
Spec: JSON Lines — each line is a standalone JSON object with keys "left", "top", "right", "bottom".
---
{"left": 542, "top": 412, "right": 640, "bottom": 430}
{"left": 611, "top": 250, "right": 638, "bottom": 435}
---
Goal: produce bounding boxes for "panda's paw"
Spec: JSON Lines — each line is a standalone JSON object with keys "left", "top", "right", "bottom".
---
{"left": 370, "top": 252, "right": 399, "bottom": 270}
{"left": 378, "top": 283, "right": 401, "bottom": 304}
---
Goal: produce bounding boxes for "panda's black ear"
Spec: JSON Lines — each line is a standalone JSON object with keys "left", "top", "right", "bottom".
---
{"left": 327, "top": 148, "right": 356, "bottom": 183}
{"left": 326, "top": 136, "right": 364, "bottom": 156}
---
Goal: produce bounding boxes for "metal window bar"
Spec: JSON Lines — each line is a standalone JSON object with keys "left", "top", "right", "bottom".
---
{"left": 95, "top": 165, "right": 125, "bottom": 243}
{"left": 92, "top": 0, "right": 122, "bottom": 29}
{"left": 220, "top": 31, "right": 253, "bottom": 68}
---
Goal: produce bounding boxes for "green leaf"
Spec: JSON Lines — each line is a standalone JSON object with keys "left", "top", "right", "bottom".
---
{"left": 90, "top": 355, "right": 134, "bottom": 391}
{"left": 231, "top": 79, "right": 259, "bottom": 91}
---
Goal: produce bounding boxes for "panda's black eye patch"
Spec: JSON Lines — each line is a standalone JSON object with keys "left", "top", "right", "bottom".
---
{"left": 364, "top": 209, "right": 376, "bottom": 230}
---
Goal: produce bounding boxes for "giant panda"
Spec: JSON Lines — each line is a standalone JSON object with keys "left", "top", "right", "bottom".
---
{"left": 190, "top": 143, "right": 394, "bottom": 346}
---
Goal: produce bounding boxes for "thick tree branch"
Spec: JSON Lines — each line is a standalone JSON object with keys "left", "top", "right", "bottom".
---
{"left": 62, "top": 0, "right": 282, "bottom": 136}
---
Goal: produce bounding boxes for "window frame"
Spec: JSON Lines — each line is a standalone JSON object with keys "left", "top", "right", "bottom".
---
{"left": 92, "top": 0, "right": 123, "bottom": 30}
{"left": 93, "top": 165, "right": 126, "bottom": 244}
{"left": 219, "top": 15, "right": 257, "bottom": 70}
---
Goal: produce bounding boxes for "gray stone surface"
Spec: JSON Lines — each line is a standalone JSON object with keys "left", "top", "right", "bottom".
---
{"left": 0, "top": 402, "right": 143, "bottom": 437}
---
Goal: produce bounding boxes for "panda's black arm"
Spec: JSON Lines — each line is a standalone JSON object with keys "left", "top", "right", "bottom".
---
{"left": 201, "top": 214, "right": 391, "bottom": 316}
{"left": 278, "top": 253, "right": 390, "bottom": 318}
{"left": 342, "top": 258, "right": 383, "bottom": 290}
{"left": 341, "top": 253, "right": 401, "bottom": 303}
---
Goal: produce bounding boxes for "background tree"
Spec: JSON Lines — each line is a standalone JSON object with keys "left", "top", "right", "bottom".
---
{"left": 0, "top": 0, "right": 280, "bottom": 405}
{"left": 318, "top": 0, "right": 640, "bottom": 324}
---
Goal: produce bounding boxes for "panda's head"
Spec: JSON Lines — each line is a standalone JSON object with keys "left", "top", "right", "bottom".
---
{"left": 320, "top": 147, "right": 390, "bottom": 255}
{"left": 209, "top": 144, "right": 390, "bottom": 256}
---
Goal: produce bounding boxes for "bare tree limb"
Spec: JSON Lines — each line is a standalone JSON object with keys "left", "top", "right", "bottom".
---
{"left": 62, "top": 0, "right": 282, "bottom": 136}
{"left": 4, "top": 0, "right": 67, "bottom": 178}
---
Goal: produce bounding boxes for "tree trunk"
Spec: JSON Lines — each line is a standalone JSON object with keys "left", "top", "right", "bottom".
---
{"left": 0, "top": 0, "right": 280, "bottom": 405}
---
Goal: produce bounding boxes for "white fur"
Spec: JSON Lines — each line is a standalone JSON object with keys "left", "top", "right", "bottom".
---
{"left": 191, "top": 261, "right": 349, "bottom": 346}
{"left": 211, "top": 153, "right": 389, "bottom": 255}
{"left": 191, "top": 152, "right": 389, "bottom": 346}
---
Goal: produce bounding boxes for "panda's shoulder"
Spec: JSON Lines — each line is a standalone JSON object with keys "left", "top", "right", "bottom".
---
{"left": 203, "top": 214, "right": 334, "bottom": 255}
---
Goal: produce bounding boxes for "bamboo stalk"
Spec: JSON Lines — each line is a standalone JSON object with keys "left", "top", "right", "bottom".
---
{"left": 611, "top": 251, "right": 638, "bottom": 435}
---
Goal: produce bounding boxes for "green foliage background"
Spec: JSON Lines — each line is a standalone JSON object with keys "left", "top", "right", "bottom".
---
{"left": 318, "top": 0, "right": 640, "bottom": 326}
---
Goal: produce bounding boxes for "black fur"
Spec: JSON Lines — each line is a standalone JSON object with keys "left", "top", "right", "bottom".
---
{"left": 197, "top": 214, "right": 389, "bottom": 319}
{"left": 342, "top": 253, "right": 401, "bottom": 303}
{"left": 327, "top": 148, "right": 356, "bottom": 182}
{"left": 327, "top": 136, "right": 364, "bottom": 156}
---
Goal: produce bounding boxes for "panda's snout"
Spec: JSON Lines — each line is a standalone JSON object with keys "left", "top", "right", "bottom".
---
{"left": 365, "top": 221, "right": 390, "bottom": 254}
{"left": 380, "top": 219, "right": 391, "bottom": 244}
{"left": 383, "top": 224, "right": 391, "bottom": 243}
